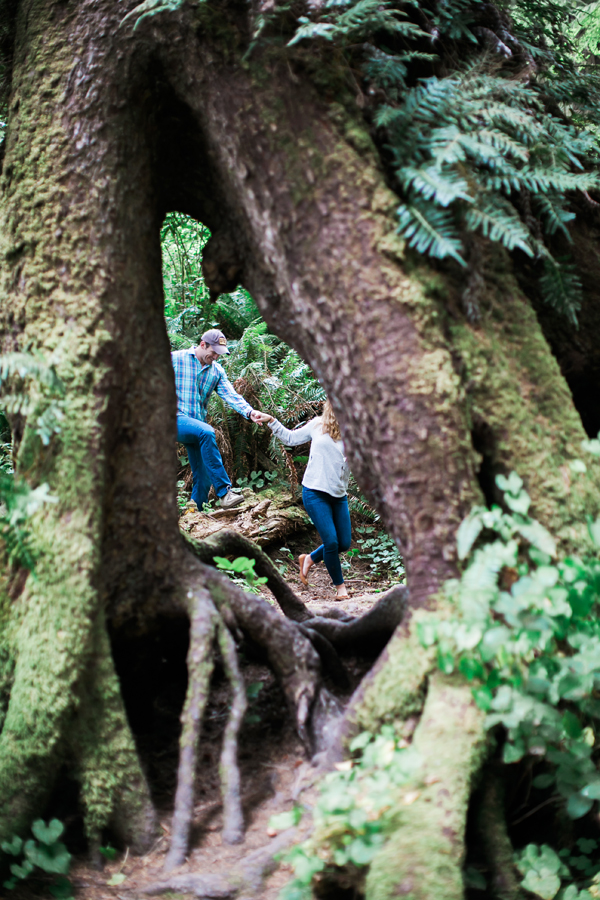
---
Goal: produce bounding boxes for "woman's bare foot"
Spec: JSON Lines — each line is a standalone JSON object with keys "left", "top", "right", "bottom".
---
{"left": 298, "top": 554, "right": 313, "bottom": 586}
{"left": 335, "top": 585, "right": 349, "bottom": 600}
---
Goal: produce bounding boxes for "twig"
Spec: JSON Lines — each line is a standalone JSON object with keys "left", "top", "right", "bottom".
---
{"left": 510, "top": 795, "right": 561, "bottom": 826}
{"left": 217, "top": 619, "right": 247, "bottom": 844}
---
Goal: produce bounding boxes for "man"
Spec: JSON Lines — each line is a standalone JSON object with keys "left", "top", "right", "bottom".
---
{"left": 172, "top": 329, "right": 263, "bottom": 510}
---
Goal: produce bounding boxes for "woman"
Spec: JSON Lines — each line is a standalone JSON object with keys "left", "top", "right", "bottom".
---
{"left": 254, "top": 401, "right": 351, "bottom": 599}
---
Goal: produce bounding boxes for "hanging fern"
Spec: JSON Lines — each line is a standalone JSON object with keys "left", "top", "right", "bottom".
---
{"left": 284, "top": 0, "right": 600, "bottom": 322}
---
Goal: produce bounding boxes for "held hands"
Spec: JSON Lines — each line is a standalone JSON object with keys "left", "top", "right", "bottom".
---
{"left": 250, "top": 410, "right": 274, "bottom": 425}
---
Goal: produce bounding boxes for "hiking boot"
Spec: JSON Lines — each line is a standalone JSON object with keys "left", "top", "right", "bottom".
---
{"left": 219, "top": 488, "right": 244, "bottom": 510}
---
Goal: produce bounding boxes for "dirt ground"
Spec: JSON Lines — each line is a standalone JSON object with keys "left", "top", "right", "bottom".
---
{"left": 8, "top": 521, "right": 400, "bottom": 900}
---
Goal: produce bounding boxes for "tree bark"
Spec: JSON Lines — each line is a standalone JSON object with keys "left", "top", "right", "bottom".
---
{"left": 0, "top": 0, "right": 599, "bottom": 893}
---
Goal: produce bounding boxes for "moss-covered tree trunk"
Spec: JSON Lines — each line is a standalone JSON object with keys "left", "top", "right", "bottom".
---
{"left": 0, "top": 0, "right": 599, "bottom": 895}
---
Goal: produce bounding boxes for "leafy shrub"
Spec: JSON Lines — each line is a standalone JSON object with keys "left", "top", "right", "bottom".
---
{"left": 1, "top": 818, "right": 72, "bottom": 897}
{"left": 351, "top": 525, "right": 405, "bottom": 582}
{"left": 213, "top": 555, "right": 269, "bottom": 594}
{"left": 280, "top": 727, "right": 419, "bottom": 899}
{"left": 419, "top": 448, "right": 600, "bottom": 824}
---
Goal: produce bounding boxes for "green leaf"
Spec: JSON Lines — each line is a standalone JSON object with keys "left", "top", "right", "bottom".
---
{"left": 31, "top": 819, "right": 64, "bottom": 846}
{"left": 347, "top": 838, "right": 378, "bottom": 866}
{"left": 503, "top": 741, "right": 525, "bottom": 764}
{"left": 349, "top": 731, "right": 372, "bottom": 752}
{"left": 106, "top": 873, "right": 126, "bottom": 886}
{"left": 496, "top": 472, "right": 523, "bottom": 494}
{"left": 1, "top": 837, "right": 23, "bottom": 856}
{"left": 562, "top": 710, "right": 583, "bottom": 738}
{"left": 268, "top": 807, "right": 302, "bottom": 833}
{"left": 24, "top": 840, "right": 71, "bottom": 875}
{"left": 49, "top": 877, "right": 73, "bottom": 899}
{"left": 504, "top": 489, "right": 531, "bottom": 515}
{"left": 586, "top": 517, "right": 600, "bottom": 548}
{"left": 473, "top": 686, "right": 494, "bottom": 710}
{"left": 567, "top": 792, "right": 594, "bottom": 819}
{"left": 457, "top": 514, "right": 483, "bottom": 561}
{"left": 459, "top": 656, "right": 485, "bottom": 681}
{"left": 580, "top": 783, "right": 600, "bottom": 799}
{"left": 9, "top": 860, "right": 34, "bottom": 879}
{"left": 533, "top": 774, "right": 555, "bottom": 789}
{"left": 521, "top": 869, "right": 561, "bottom": 900}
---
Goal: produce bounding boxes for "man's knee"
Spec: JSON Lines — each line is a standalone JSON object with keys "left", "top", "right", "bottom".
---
{"left": 197, "top": 423, "right": 217, "bottom": 444}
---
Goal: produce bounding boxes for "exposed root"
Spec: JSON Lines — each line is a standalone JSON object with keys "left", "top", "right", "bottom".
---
{"left": 478, "top": 767, "right": 524, "bottom": 900}
{"left": 216, "top": 618, "right": 247, "bottom": 845}
{"left": 297, "top": 624, "right": 350, "bottom": 689}
{"left": 144, "top": 828, "right": 300, "bottom": 898}
{"left": 164, "top": 588, "right": 219, "bottom": 872}
{"left": 303, "top": 584, "right": 407, "bottom": 653}
{"left": 204, "top": 564, "right": 338, "bottom": 752}
{"left": 191, "top": 528, "right": 311, "bottom": 621}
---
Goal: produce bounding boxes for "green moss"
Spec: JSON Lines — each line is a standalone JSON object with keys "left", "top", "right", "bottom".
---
{"left": 365, "top": 672, "right": 488, "bottom": 900}
{"left": 351, "top": 610, "right": 437, "bottom": 734}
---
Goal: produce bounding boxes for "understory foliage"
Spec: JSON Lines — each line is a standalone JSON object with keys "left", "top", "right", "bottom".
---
{"left": 417, "top": 450, "right": 600, "bottom": 895}
{"left": 287, "top": 0, "right": 600, "bottom": 323}
{"left": 281, "top": 451, "right": 600, "bottom": 900}
{"left": 0, "top": 354, "right": 60, "bottom": 569}
{"left": 1, "top": 819, "right": 72, "bottom": 898}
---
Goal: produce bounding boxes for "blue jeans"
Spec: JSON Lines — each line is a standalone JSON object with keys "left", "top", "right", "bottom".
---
{"left": 302, "top": 487, "right": 352, "bottom": 587}
{"left": 177, "top": 414, "right": 231, "bottom": 508}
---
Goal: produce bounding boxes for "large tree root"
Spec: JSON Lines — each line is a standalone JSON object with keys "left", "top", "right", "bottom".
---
{"left": 365, "top": 671, "right": 488, "bottom": 900}
{"left": 163, "top": 555, "right": 340, "bottom": 868}
{"left": 145, "top": 827, "right": 300, "bottom": 898}
{"left": 160, "top": 537, "right": 409, "bottom": 869}
{"left": 216, "top": 618, "right": 247, "bottom": 845}
{"left": 302, "top": 584, "right": 407, "bottom": 653}
{"left": 165, "top": 588, "right": 219, "bottom": 872}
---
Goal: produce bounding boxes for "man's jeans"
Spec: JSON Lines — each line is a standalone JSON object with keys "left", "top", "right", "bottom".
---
{"left": 302, "top": 486, "right": 352, "bottom": 586}
{"left": 177, "top": 414, "right": 231, "bottom": 508}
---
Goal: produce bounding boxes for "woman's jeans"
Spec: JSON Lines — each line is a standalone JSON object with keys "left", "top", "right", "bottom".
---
{"left": 177, "top": 414, "right": 231, "bottom": 508}
{"left": 302, "top": 486, "right": 352, "bottom": 586}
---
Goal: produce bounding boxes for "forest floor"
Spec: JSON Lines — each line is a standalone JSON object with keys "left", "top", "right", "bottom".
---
{"left": 11, "top": 500, "right": 399, "bottom": 900}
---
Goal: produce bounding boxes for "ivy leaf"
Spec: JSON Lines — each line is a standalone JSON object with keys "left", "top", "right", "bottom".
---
{"left": 457, "top": 514, "right": 483, "bottom": 560}
{"left": 496, "top": 472, "right": 523, "bottom": 494}
{"left": 520, "top": 869, "right": 561, "bottom": 900}
{"left": 516, "top": 521, "right": 556, "bottom": 557}
{"left": 504, "top": 490, "right": 531, "bottom": 515}
{"left": 10, "top": 860, "right": 34, "bottom": 879}
{"left": 586, "top": 517, "right": 600, "bottom": 548}
{"left": 581, "top": 438, "right": 600, "bottom": 457}
{"left": 566, "top": 792, "right": 594, "bottom": 819}
{"left": 31, "top": 820, "right": 64, "bottom": 846}
{"left": 1, "top": 837, "right": 23, "bottom": 856}
{"left": 106, "top": 873, "right": 126, "bottom": 887}
{"left": 580, "top": 782, "right": 600, "bottom": 799}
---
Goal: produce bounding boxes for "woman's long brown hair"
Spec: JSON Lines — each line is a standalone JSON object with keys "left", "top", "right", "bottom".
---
{"left": 321, "top": 399, "right": 341, "bottom": 441}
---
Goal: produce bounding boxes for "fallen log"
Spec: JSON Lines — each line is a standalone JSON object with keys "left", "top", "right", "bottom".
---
{"left": 180, "top": 489, "right": 311, "bottom": 547}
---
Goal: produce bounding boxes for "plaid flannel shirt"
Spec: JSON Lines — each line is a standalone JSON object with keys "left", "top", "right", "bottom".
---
{"left": 172, "top": 347, "right": 253, "bottom": 423}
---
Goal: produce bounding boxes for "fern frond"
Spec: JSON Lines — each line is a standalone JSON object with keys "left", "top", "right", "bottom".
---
{"left": 397, "top": 201, "right": 466, "bottom": 265}
{"left": 533, "top": 193, "right": 575, "bottom": 239}
{"left": 538, "top": 254, "right": 582, "bottom": 324}
{"left": 399, "top": 166, "right": 472, "bottom": 207}
{"left": 464, "top": 201, "right": 534, "bottom": 255}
